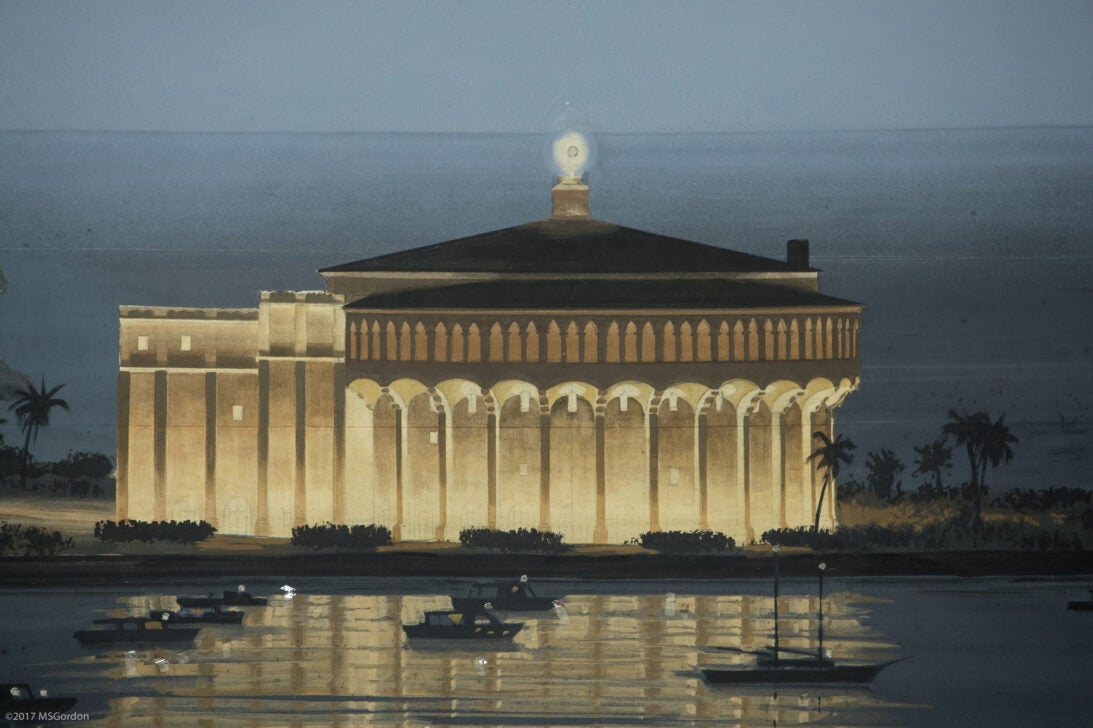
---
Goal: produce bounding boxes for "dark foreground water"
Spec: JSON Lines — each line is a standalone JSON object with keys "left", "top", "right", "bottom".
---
{"left": 1, "top": 576, "right": 1091, "bottom": 726}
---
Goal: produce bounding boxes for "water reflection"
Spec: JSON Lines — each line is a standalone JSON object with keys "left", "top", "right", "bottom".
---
{"left": 25, "top": 587, "right": 907, "bottom": 726}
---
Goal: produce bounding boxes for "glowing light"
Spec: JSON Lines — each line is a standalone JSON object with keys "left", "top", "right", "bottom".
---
{"left": 551, "top": 129, "right": 596, "bottom": 178}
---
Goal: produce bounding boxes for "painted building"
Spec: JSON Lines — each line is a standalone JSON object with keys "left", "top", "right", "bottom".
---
{"left": 117, "top": 176, "right": 861, "bottom": 543}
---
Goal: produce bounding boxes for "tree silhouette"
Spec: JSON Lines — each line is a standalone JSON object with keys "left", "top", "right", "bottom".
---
{"left": 806, "top": 431, "right": 856, "bottom": 532}
{"left": 912, "top": 438, "right": 953, "bottom": 492}
{"left": 8, "top": 377, "right": 69, "bottom": 489}
{"left": 865, "top": 449, "right": 905, "bottom": 500}
{"left": 973, "top": 413, "right": 1018, "bottom": 532}
{"left": 941, "top": 409, "right": 989, "bottom": 513}
{"left": 941, "top": 409, "right": 1018, "bottom": 540}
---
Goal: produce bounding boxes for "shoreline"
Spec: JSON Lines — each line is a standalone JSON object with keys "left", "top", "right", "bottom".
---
{"left": 2, "top": 549, "right": 1092, "bottom": 587}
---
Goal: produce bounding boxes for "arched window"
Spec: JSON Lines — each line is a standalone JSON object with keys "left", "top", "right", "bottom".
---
{"left": 824, "top": 317, "right": 833, "bottom": 359}
{"left": 747, "top": 319, "right": 759, "bottom": 361}
{"left": 789, "top": 318, "right": 800, "bottom": 360}
{"left": 451, "top": 323, "right": 465, "bottom": 362}
{"left": 804, "top": 318, "right": 814, "bottom": 360}
{"left": 349, "top": 321, "right": 358, "bottom": 360}
{"left": 385, "top": 321, "right": 398, "bottom": 361}
{"left": 399, "top": 322, "right": 412, "bottom": 361}
{"left": 624, "top": 322, "right": 638, "bottom": 362}
{"left": 583, "top": 322, "right": 598, "bottom": 363}
{"left": 371, "top": 321, "right": 381, "bottom": 360}
{"left": 680, "top": 321, "right": 694, "bottom": 362}
{"left": 733, "top": 320, "right": 745, "bottom": 361}
{"left": 414, "top": 322, "right": 428, "bottom": 361}
{"left": 696, "top": 319, "right": 711, "bottom": 361}
{"left": 547, "top": 321, "right": 562, "bottom": 362}
{"left": 851, "top": 319, "right": 860, "bottom": 357}
{"left": 662, "top": 321, "right": 677, "bottom": 362}
{"left": 507, "top": 322, "right": 522, "bottom": 361}
{"left": 489, "top": 322, "right": 504, "bottom": 362}
{"left": 606, "top": 321, "right": 620, "bottom": 362}
{"left": 762, "top": 319, "right": 774, "bottom": 361}
{"left": 641, "top": 322, "right": 656, "bottom": 362}
{"left": 526, "top": 322, "right": 540, "bottom": 362}
{"left": 434, "top": 323, "right": 448, "bottom": 362}
{"left": 467, "top": 323, "right": 482, "bottom": 362}
{"left": 565, "top": 322, "right": 580, "bottom": 363}
{"left": 776, "top": 319, "right": 787, "bottom": 361}
{"left": 838, "top": 318, "right": 846, "bottom": 358}
{"left": 717, "top": 321, "right": 730, "bottom": 361}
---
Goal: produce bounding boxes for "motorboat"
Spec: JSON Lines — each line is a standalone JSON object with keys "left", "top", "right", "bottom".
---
{"left": 74, "top": 617, "right": 200, "bottom": 646}
{"left": 149, "top": 606, "right": 245, "bottom": 624}
{"left": 402, "top": 609, "right": 523, "bottom": 641}
{"left": 177, "top": 585, "right": 267, "bottom": 607}
{"left": 450, "top": 577, "right": 560, "bottom": 612}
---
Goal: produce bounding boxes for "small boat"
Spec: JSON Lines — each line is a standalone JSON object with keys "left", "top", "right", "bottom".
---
{"left": 74, "top": 617, "right": 200, "bottom": 646}
{"left": 177, "top": 585, "right": 267, "bottom": 608}
{"left": 149, "top": 606, "right": 245, "bottom": 624}
{"left": 2, "top": 683, "right": 77, "bottom": 716}
{"left": 701, "top": 549, "right": 906, "bottom": 685}
{"left": 450, "top": 577, "right": 560, "bottom": 612}
{"left": 1066, "top": 589, "right": 1093, "bottom": 611}
{"left": 402, "top": 609, "right": 523, "bottom": 641}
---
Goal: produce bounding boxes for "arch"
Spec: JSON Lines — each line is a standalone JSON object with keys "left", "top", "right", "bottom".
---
{"left": 349, "top": 321, "right": 358, "bottom": 360}
{"left": 434, "top": 322, "right": 448, "bottom": 362}
{"left": 789, "top": 318, "right": 800, "bottom": 360}
{"left": 545, "top": 381, "right": 596, "bottom": 410}
{"left": 776, "top": 319, "right": 788, "bottom": 361}
{"left": 680, "top": 321, "right": 694, "bottom": 362}
{"left": 525, "top": 321, "right": 540, "bottom": 362}
{"left": 583, "top": 322, "right": 598, "bottom": 363}
{"left": 385, "top": 321, "right": 397, "bottom": 361}
{"left": 346, "top": 377, "right": 384, "bottom": 405}
{"left": 489, "top": 322, "right": 504, "bottom": 362}
{"left": 496, "top": 383, "right": 541, "bottom": 531}
{"left": 414, "top": 322, "right": 428, "bottom": 361}
{"left": 549, "top": 394, "right": 596, "bottom": 543}
{"left": 804, "top": 318, "right": 814, "bottom": 360}
{"left": 451, "top": 323, "right": 465, "bottom": 362}
{"left": 507, "top": 322, "right": 522, "bottom": 361}
{"left": 565, "top": 321, "right": 580, "bottom": 363}
{"left": 604, "top": 392, "right": 647, "bottom": 541}
{"left": 624, "top": 322, "right": 638, "bottom": 362}
{"left": 399, "top": 321, "right": 412, "bottom": 361}
{"left": 662, "top": 321, "right": 677, "bottom": 363}
{"left": 606, "top": 321, "right": 621, "bottom": 362}
{"left": 370, "top": 321, "right": 381, "bottom": 361}
{"left": 547, "top": 321, "right": 562, "bottom": 362}
{"left": 661, "top": 382, "right": 712, "bottom": 412}
{"left": 641, "top": 322, "right": 656, "bottom": 362}
{"left": 763, "top": 319, "right": 774, "bottom": 361}
{"left": 467, "top": 323, "right": 481, "bottom": 362}
{"left": 696, "top": 320, "right": 711, "bottom": 361}
{"left": 490, "top": 379, "right": 539, "bottom": 409}
{"left": 605, "top": 381, "right": 657, "bottom": 414}
{"left": 718, "top": 320, "right": 731, "bottom": 361}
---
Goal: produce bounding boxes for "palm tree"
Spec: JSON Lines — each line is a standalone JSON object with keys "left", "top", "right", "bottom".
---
{"left": 8, "top": 377, "right": 69, "bottom": 489}
{"left": 974, "top": 413, "right": 1018, "bottom": 530}
{"left": 864, "top": 448, "right": 905, "bottom": 500}
{"left": 941, "top": 410, "right": 990, "bottom": 516}
{"left": 912, "top": 438, "right": 953, "bottom": 492}
{"left": 806, "top": 431, "right": 856, "bottom": 532}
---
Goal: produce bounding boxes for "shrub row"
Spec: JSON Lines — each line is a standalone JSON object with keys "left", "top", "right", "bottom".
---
{"left": 761, "top": 521, "right": 1088, "bottom": 552}
{"left": 0, "top": 522, "right": 75, "bottom": 556}
{"left": 95, "top": 519, "right": 216, "bottom": 544}
{"left": 291, "top": 523, "right": 392, "bottom": 550}
{"left": 637, "top": 530, "right": 735, "bottom": 554}
{"left": 459, "top": 527, "right": 571, "bottom": 554}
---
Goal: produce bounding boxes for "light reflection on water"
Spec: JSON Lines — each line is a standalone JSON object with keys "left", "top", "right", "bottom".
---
{"left": 7, "top": 584, "right": 913, "bottom": 726}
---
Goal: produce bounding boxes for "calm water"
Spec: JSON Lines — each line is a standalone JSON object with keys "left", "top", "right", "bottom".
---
{"left": 1, "top": 577, "right": 1091, "bottom": 726}
{"left": 1, "top": 128, "right": 1092, "bottom": 487}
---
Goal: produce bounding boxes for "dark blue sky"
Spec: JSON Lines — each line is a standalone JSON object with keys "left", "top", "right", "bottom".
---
{"left": 1, "top": 0, "right": 1090, "bottom": 133}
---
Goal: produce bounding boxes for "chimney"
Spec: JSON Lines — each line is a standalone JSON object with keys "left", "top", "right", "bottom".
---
{"left": 551, "top": 176, "right": 590, "bottom": 219}
{"left": 787, "top": 239, "right": 810, "bottom": 270}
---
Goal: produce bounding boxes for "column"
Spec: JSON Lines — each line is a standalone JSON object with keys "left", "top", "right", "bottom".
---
{"left": 435, "top": 395, "right": 447, "bottom": 541}
{"left": 594, "top": 391, "right": 607, "bottom": 543}
{"left": 697, "top": 409, "right": 708, "bottom": 531}
{"left": 487, "top": 408, "right": 497, "bottom": 529}
{"left": 647, "top": 395, "right": 660, "bottom": 532}
{"left": 539, "top": 395, "right": 551, "bottom": 531}
{"left": 256, "top": 361, "right": 270, "bottom": 535}
{"left": 204, "top": 371, "right": 218, "bottom": 527}
{"left": 153, "top": 370, "right": 167, "bottom": 521}
{"left": 116, "top": 371, "right": 130, "bottom": 520}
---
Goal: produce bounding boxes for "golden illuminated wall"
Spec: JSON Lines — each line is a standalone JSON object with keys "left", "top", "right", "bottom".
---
{"left": 119, "top": 296, "right": 858, "bottom": 543}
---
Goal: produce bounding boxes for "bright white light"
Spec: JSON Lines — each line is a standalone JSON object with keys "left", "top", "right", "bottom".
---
{"left": 551, "top": 129, "right": 596, "bottom": 178}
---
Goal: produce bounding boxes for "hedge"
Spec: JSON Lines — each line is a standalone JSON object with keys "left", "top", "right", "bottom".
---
{"left": 95, "top": 519, "right": 216, "bottom": 544}
{"left": 636, "top": 530, "right": 735, "bottom": 554}
{"left": 291, "top": 523, "right": 392, "bottom": 550}
{"left": 459, "top": 527, "right": 571, "bottom": 554}
{"left": 1, "top": 522, "right": 75, "bottom": 556}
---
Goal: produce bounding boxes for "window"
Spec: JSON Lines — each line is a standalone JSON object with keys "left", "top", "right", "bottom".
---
{"left": 670, "top": 467, "right": 681, "bottom": 486}
{"left": 137, "top": 335, "right": 149, "bottom": 351}
{"left": 232, "top": 405, "right": 244, "bottom": 421}
{"left": 429, "top": 431, "right": 438, "bottom": 445}
{"left": 180, "top": 335, "right": 191, "bottom": 351}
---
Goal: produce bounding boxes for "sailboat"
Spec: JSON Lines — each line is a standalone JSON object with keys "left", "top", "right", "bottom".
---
{"left": 701, "top": 546, "right": 907, "bottom": 685}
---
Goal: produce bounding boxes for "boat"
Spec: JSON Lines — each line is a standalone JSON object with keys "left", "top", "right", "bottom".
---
{"left": 73, "top": 617, "right": 200, "bottom": 646}
{"left": 2, "top": 683, "right": 77, "bottom": 716}
{"left": 176, "top": 585, "right": 268, "bottom": 607}
{"left": 1066, "top": 589, "right": 1093, "bottom": 611}
{"left": 402, "top": 609, "right": 524, "bottom": 641}
{"left": 701, "top": 548, "right": 906, "bottom": 685}
{"left": 450, "top": 577, "right": 560, "bottom": 612}
{"left": 149, "top": 606, "right": 245, "bottom": 624}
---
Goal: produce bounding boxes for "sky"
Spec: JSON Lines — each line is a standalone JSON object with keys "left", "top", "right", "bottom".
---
{"left": 0, "top": 0, "right": 1091, "bottom": 134}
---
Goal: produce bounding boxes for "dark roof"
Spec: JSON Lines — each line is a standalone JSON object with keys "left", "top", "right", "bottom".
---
{"left": 322, "top": 218, "right": 806, "bottom": 275}
{"left": 346, "top": 278, "right": 859, "bottom": 311}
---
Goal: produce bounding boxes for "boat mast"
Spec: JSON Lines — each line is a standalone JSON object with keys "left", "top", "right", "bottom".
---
{"left": 772, "top": 544, "right": 780, "bottom": 662}
{"left": 818, "top": 561, "right": 827, "bottom": 661}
